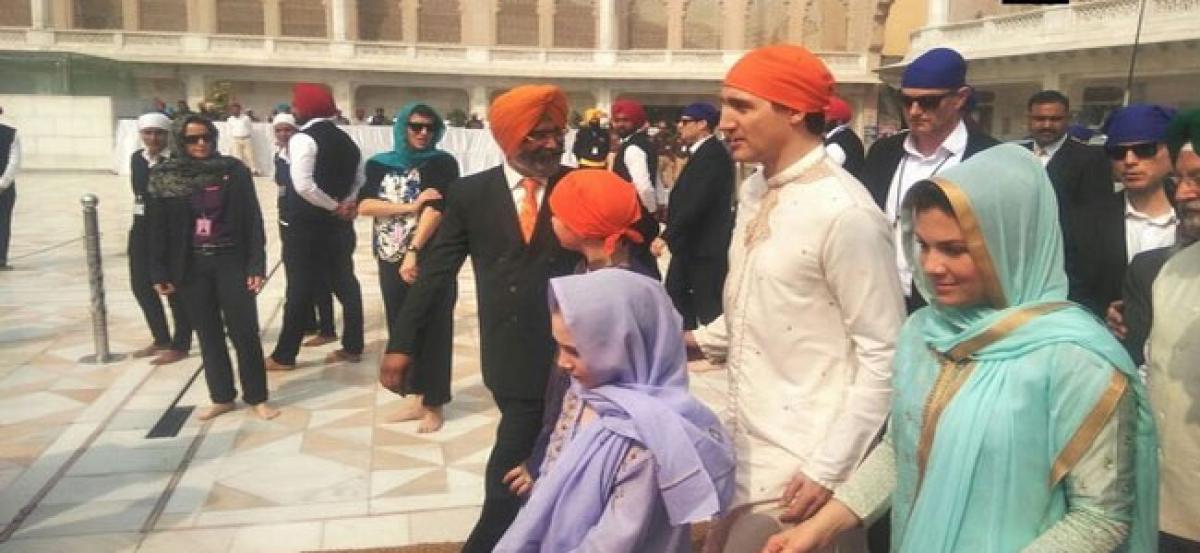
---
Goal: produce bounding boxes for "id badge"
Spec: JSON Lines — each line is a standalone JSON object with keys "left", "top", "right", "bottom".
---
{"left": 195, "top": 217, "right": 212, "bottom": 237}
{"left": 133, "top": 201, "right": 145, "bottom": 216}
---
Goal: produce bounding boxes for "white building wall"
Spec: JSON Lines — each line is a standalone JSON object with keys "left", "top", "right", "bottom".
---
{"left": 0, "top": 95, "right": 113, "bottom": 171}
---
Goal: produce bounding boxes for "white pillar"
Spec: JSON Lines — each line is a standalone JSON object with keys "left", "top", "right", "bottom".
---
{"left": 594, "top": 86, "right": 613, "bottom": 115}
{"left": 185, "top": 74, "right": 207, "bottom": 112}
{"left": 122, "top": 0, "right": 139, "bottom": 30}
{"left": 30, "top": 0, "right": 51, "bottom": 29}
{"left": 333, "top": 80, "right": 354, "bottom": 116}
{"left": 331, "top": 0, "right": 348, "bottom": 41}
{"left": 927, "top": 0, "right": 949, "bottom": 26}
{"left": 597, "top": 0, "right": 617, "bottom": 50}
{"left": 1042, "top": 72, "right": 1062, "bottom": 93}
{"left": 470, "top": 85, "right": 490, "bottom": 119}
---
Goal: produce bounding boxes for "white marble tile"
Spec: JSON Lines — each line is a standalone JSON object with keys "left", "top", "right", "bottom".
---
{"left": 42, "top": 472, "right": 172, "bottom": 505}
{"left": 193, "top": 500, "right": 367, "bottom": 527}
{"left": 69, "top": 444, "right": 189, "bottom": 476}
{"left": 217, "top": 452, "right": 366, "bottom": 505}
{"left": 320, "top": 513, "right": 411, "bottom": 549}
{"left": 0, "top": 531, "right": 140, "bottom": 553}
{"left": 406, "top": 506, "right": 481, "bottom": 544}
{"left": 227, "top": 520, "right": 323, "bottom": 553}
{"left": 136, "top": 527, "right": 237, "bottom": 553}
{"left": 0, "top": 391, "right": 84, "bottom": 425}
{"left": 13, "top": 498, "right": 158, "bottom": 539}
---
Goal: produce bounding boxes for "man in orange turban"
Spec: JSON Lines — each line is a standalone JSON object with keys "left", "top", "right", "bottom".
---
{"left": 694, "top": 44, "right": 905, "bottom": 552}
{"left": 548, "top": 169, "right": 645, "bottom": 264}
{"left": 379, "top": 84, "right": 581, "bottom": 553}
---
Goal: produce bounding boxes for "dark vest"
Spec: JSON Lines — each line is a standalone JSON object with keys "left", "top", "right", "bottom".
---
{"left": 0, "top": 125, "right": 14, "bottom": 179}
{"left": 274, "top": 152, "right": 293, "bottom": 222}
{"left": 291, "top": 120, "right": 360, "bottom": 224}
{"left": 614, "top": 130, "right": 657, "bottom": 188}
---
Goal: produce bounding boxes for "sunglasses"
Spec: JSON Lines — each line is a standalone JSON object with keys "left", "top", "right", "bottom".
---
{"left": 899, "top": 91, "right": 955, "bottom": 111}
{"left": 183, "top": 134, "right": 213, "bottom": 145}
{"left": 407, "top": 122, "right": 435, "bottom": 134}
{"left": 1106, "top": 142, "right": 1159, "bottom": 161}
{"left": 523, "top": 128, "right": 567, "bottom": 143}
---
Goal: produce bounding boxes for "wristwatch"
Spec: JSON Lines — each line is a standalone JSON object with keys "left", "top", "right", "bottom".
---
{"left": 406, "top": 244, "right": 420, "bottom": 253}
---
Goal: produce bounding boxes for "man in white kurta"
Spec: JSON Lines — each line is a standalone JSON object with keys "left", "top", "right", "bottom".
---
{"left": 696, "top": 45, "right": 905, "bottom": 552}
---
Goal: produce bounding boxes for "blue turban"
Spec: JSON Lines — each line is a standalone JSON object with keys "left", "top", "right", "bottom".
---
{"left": 1067, "top": 124, "right": 1095, "bottom": 142}
{"left": 902, "top": 48, "right": 967, "bottom": 89}
{"left": 681, "top": 102, "right": 719, "bottom": 130}
{"left": 1102, "top": 103, "right": 1177, "bottom": 147}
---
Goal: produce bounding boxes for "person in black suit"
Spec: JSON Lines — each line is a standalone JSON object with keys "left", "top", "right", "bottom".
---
{"left": 1021, "top": 90, "right": 1112, "bottom": 228}
{"left": 611, "top": 98, "right": 662, "bottom": 279}
{"left": 651, "top": 102, "right": 734, "bottom": 330}
{"left": 860, "top": 48, "right": 999, "bottom": 313}
{"left": 1065, "top": 103, "right": 1178, "bottom": 318}
{"left": 823, "top": 95, "right": 865, "bottom": 180}
{"left": 378, "top": 85, "right": 580, "bottom": 553}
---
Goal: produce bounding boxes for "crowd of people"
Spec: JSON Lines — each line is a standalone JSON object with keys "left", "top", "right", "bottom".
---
{"left": 108, "top": 41, "right": 1200, "bottom": 553}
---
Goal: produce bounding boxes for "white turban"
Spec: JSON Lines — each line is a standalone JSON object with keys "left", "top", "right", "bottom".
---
{"left": 272, "top": 113, "right": 297, "bottom": 128}
{"left": 137, "top": 112, "right": 171, "bottom": 131}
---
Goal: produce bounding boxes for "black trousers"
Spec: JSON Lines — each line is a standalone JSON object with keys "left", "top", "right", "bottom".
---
{"left": 462, "top": 395, "right": 544, "bottom": 553}
{"left": 129, "top": 221, "right": 192, "bottom": 351}
{"left": 1161, "top": 532, "right": 1200, "bottom": 553}
{"left": 0, "top": 185, "right": 14, "bottom": 264}
{"left": 377, "top": 258, "right": 455, "bottom": 406}
{"left": 180, "top": 251, "right": 267, "bottom": 405}
{"left": 271, "top": 222, "right": 363, "bottom": 364}
{"left": 279, "top": 222, "right": 336, "bottom": 337}
{"left": 665, "top": 252, "right": 726, "bottom": 330}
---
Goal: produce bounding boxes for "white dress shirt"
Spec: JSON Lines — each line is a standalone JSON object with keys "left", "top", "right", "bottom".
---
{"left": 620, "top": 136, "right": 657, "bottom": 213}
{"left": 1125, "top": 200, "right": 1177, "bottom": 262}
{"left": 226, "top": 114, "right": 253, "bottom": 138}
{"left": 0, "top": 133, "right": 20, "bottom": 192}
{"left": 884, "top": 120, "right": 969, "bottom": 294}
{"left": 502, "top": 162, "right": 546, "bottom": 214}
{"left": 1032, "top": 132, "right": 1068, "bottom": 167}
{"left": 695, "top": 146, "right": 904, "bottom": 504}
{"left": 288, "top": 118, "right": 365, "bottom": 212}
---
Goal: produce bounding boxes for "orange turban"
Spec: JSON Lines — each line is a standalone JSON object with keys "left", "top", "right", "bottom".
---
{"left": 549, "top": 170, "right": 645, "bottom": 256}
{"left": 723, "top": 45, "right": 833, "bottom": 114}
{"left": 488, "top": 84, "right": 569, "bottom": 157}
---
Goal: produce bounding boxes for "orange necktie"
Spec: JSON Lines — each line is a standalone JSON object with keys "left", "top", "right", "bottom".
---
{"left": 518, "top": 177, "right": 540, "bottom": 243}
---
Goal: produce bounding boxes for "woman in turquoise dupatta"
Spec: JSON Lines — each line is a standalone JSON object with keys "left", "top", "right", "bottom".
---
{"left": 763, "top": 144, "right": 1157, "bottom": 553}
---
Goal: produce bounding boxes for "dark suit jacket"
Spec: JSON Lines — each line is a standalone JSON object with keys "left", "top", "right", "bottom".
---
{"left": 1021, "top": 137, "right": 1112, "bottom": 227}
{"left": 1065, "top": 191, "right": 1127, "bottom": 317}
{"left": 861, "top": 126, "right": 1000, "bottom": 211}
{"left": 825, "top": 126, "right": 866, "bottom": 181}
{"left": 663, "top": 137, "right": 734, "bottom": 259}
{"left": 1121, "top": 246, "right": 1173, "bottom": 366}
{"left": 388, "top": 165, "right": 580, "bottom": 399}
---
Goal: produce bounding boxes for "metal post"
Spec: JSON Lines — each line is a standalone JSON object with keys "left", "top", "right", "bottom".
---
{"left": 79, "top": 194, "right": 124, "bottom": 364}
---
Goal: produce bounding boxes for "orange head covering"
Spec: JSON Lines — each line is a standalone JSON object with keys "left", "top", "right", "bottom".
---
{"left": 824, "top": 95, "right": 852, "bottom": 124}
{"left": 488, "top": 84, "right": 569, "bottom": 157}
{"left": 291, "top": 83, "right": 337, "bottom": 119}
{"left": 549, "top": 170, "right": 645, "bottom": 256}
{"left": 723, "top": 45, "right": 833, "bottom": 114}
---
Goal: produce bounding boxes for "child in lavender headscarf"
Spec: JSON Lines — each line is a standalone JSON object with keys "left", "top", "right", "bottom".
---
{"left": 494, "top": 268, "right": 736, "bottom": 552}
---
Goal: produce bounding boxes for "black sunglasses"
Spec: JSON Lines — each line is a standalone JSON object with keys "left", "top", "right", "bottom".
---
{"left": 183, "top": 134, "right": 213, "bottom": 145}
{"left": 407, "top": 122, "right": 436, "bottom": 134}
{"left": 899, "top": 91, "right": 955, "bottom": 111}
{"left": 1106, "top": 142, "right": 1159, "bottom": 161}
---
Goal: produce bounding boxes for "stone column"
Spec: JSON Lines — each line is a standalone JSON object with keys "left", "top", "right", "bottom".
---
{"left": 469, "top": 85, "right": 490, "bottom": 119}
{"left": 330, "top": 0, "right": 348, "bottom": 40}
{"left": 333, "top": 80, "right": 355, "bottom": 116}
{"left": 461, "top": 0, "right": 495, "bottom": 47}
{"left": 264, "top": 0, "right": 281, "bottom": 36}
{"left": 185, "top": 73, "right": 207, "bottom": 111}
{"left": 721, "top": 0, "right": 747, "bottom": 51}
{"left": 927, "top": 0, "right": 949, "bottom": 26}
{"left": 49, "top": 0, "right": 71, "bottom": 28}
{"left": 666, "top": 0, "right": 683, "bottom": 50}
{"left": 537, "top": 0, "right": 554, "bottom": 48}
{"left": 596, "top": 0, "right": 617, "bottom": 50}
{"left": 187, "top": 0, "right": 217, "bottom": 33}
{"left": 401, "top": 0, "right": 418, "bottom": 42}
{"left": 30, "top": 0, "right": 52, "bottom": 29}
{"left": 594, "top": 85, "right": 613, "bottom": 114}
{"left": 122, "top": 0, "right": 139, "bottom": 30}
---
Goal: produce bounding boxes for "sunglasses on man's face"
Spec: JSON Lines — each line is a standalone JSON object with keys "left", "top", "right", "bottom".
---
{"left": 523, "top": 128, "right": 567, "bottom": 143}
{"left": 407, "top": 122, "right": 435, "bottom": 134}
{"left": 899, "top": 91, "right": 955, "bottom": 111}
{"left": 183, "top": 134, "right": 213, "bottom": 145}
{"left": 1106, "top": 142, "right": 1159, "bottom": 161}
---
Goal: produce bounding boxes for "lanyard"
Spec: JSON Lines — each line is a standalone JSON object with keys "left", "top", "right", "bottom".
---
{"left": 893, "top": 150, "right": 956, "bottom": 226}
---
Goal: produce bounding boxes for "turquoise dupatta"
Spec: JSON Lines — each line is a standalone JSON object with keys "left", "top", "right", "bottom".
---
{"left": 890, "top": 144, "right": 1158, "bottom": 552}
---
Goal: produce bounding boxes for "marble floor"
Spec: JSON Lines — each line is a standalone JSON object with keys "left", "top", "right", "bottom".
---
{"left": 0, "top": 171, "right": 728, "bottom": 553}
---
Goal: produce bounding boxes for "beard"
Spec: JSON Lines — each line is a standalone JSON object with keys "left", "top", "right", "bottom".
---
{"left": 516, "top": 146, "right": 563, "bottom": 177}
{"left": 1178, "top": 200, "right": 1200, "bottom": 244}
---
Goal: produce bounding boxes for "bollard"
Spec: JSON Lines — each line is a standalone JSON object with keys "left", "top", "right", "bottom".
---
{"left": 78, "top": 194, "right": 125, "bottom": 364}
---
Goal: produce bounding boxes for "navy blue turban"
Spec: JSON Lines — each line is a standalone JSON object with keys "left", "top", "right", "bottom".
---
{"left": 901, "top": 48, "right": 967, "bottom": 89}
{"left": 681, "top": 102, "right": 719, "bottom": 130}
{"left": 1102, "top": 103, "right": 1177, "bottom": 147}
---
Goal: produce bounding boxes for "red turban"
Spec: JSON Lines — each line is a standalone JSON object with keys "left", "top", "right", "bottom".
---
{"left": 724, "top": 45, "right": 833, "bottom": 114}
{"left": 549, "top": 170, "right": 645, "bottom": 256}
{"left": 291, "top": 83, "right": 337, "bottom": 119}
{"left": 611, "top": 99, "right": 646, "bottom": 128}
{"left": 824, "top": 95, "right": 852, "bottom": 124}
{"left": 489, "top": 85, "right": 569, "bottom": 157}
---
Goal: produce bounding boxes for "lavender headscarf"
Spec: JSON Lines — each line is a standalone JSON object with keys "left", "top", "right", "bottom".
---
{"left": 496, "top": 269, "right": 736, "bottom": 552}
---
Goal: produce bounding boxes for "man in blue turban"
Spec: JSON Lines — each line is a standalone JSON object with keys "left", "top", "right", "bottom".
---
{"left": 860, "top": 47, "right": 999, "bottom": 312}
{"left": 1065, "top": 103, "right": 1178, "bottom": 320}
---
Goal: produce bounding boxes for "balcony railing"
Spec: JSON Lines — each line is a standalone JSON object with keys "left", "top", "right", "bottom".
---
{"left": 0, "top": 27, "right": 878, "bottom": 83}
{"left": 906, "top": 0, "right": 1200, "bottom": 62}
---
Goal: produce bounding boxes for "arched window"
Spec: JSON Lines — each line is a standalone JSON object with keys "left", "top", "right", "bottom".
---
{"left": 745, "top": 0, "right": 790, "bottom": 47}
{"left": 74, "top": 0, "right": 123, "bottom": 29}
{"left": 139, "top": 0, "right": 187, "bottom": 32}
{"left": 417, "top": 0, "right": 460, "bottom": 43}
{"left": 0, "top": 0, "right": 32, "bottom": 26}
{"left": 359, "top": 0, "right": 404, "bottom": 41}
{"left": 216, "top": 0, "right": 264, "bottom": 35}
{"left": 281, "top": 0, "right": 327, "bottom": 37}
{"left": 553, "top": 0, "right": 595, "bottom": 48}
{"left": 624, "top": 0, "right": 666, "bottom": 50}
{"left": 681, "top": 0, "right": 719, "bottom": 49}
{"left": 497, "top": 0, "right": 538, "bottom": 46}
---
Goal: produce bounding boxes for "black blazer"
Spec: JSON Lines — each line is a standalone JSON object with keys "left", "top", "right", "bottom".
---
{"left": 861, "top": 126, "right": 1000, "bottom": 211}
{"left": 148, "top": 160, "right": 267, "bottom": 286}
{"left": 825, "top": 126, "right": 866, "bottom": 181}
{"left": 1022, "top": 137, "right": 1113, "bottom": 227}
{"left": 1120, "top": 246, "right": 1173, "bottom": 366}
{"left": 389, "top": 165, "right": 581, "bottom": 399}
{"left": 663, "top": 136, "right": 734, "bottom": 259}
{"left": 1064, "top": 191, "right": 1127, "bottom": 317}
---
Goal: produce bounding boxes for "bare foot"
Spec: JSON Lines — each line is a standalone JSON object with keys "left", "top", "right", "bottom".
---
{"left": 302, "top": 334, "right": 336, "bottom": 347}
{"left": 151, "top": 349, "right": 187, "bottom": 365}
{"left": 417, "top": 405, "right": 444, "bottom": 434}
{"left": 197, "top": 402, "right": 235, "bottom": 421}
{"left": 385, "top": 396, "right": 425, "bottom": 423}
{"left": 324, "top": 349, "right": 362, "bottom": 364}
{"left": 264, "top": 357, "right": 296, "bottom": 371}
{"left": 252, "top": 402, "right": 280, "bottom": 420}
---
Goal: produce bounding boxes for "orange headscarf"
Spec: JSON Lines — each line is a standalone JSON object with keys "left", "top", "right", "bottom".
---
{"left": 723, "top": 45, "right": 833, "bottom": 114}
{"left": 488, "top": 84, "right": 569, "bottom": 157}
{"left": 549, "top": 170, "right": 645, "bottom": 256}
